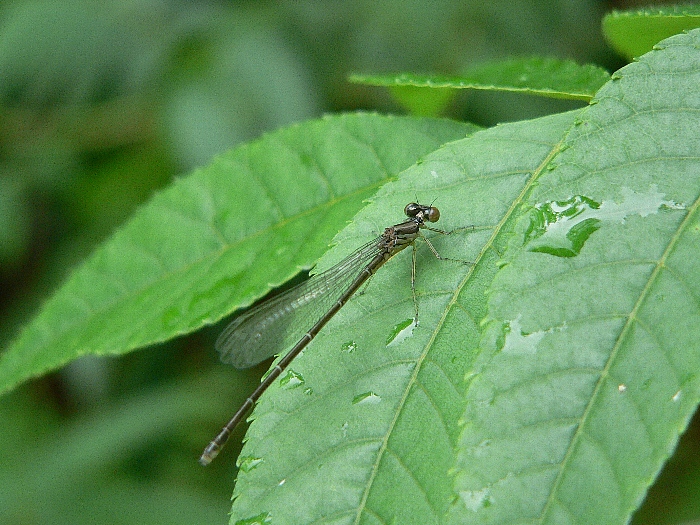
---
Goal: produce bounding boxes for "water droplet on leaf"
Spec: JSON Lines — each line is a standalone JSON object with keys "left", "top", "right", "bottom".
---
{"left": 386, "top": 318, "right": 416, "bottom": 347}
{"left": 237, "top": 456, "right": 263, "bottom": 472}
{"left": 353, "top": 391, "right": 381, "bottom": 405}
{"left": 280, "top": 370, "right": 304, "bottom": 389}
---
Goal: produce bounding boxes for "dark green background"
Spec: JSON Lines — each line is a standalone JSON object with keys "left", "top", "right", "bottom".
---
{"left": 1, "top": 1, "right": 696, "bottom": 524}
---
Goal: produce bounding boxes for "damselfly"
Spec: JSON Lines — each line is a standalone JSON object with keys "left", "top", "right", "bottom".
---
{"left": 200, "top": 202, "right": 465, "bottom": 465}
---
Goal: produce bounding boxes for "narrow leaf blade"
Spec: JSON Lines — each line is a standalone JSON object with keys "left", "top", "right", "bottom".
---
{"left": 350, "top": 57, "right": 610, "bottom": 101}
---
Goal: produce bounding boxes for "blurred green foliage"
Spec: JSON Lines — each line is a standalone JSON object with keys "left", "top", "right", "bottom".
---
{"left": 1, "top": 1, "right": 696, "bottom": 524}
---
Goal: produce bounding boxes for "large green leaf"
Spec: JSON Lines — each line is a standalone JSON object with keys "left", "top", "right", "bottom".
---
{"left": 0, "top": 114, "right": 475, "bottom": 395}
{"left": 227, "top": 31, "right": 699, "bottom": 525}
{"left": 227, "top": 110, "right": 576, "bottom": 523}
{"left": 450, "top": 29, "right": 700, "bottom": 525}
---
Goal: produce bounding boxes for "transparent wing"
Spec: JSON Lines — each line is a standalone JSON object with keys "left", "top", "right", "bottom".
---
{"left": 215, "top": 236, "right": 385, "bottom": 369}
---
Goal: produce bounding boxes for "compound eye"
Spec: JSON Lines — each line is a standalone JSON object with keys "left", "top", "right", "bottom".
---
{"left": 426, "top": 206, "right": 440, "bottom": 222}
{"left": 404, "top": 202, "right": 420, "bottom": 217}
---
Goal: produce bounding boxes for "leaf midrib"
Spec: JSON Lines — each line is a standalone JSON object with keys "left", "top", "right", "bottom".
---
{"left": 352, "top": 135, "right": 568, "bottom": 524}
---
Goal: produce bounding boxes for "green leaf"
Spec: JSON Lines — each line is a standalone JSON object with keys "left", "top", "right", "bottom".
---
{"left": 227, "top": 110, "right": 577, "bottom": 523}
{"left": 450, "top": 29, "right": 700, "bottom": 525}
{"left": 0, "top": 114, "right": 476, "bottom": 395}
{"left": 227, "top": 30, "right": 700, "bottom": 525}
{"left": 603, "top": 5, "right": 700, "bottom": 61}
{"left": 350, "top": 57, "right": 610, "bottom": 101}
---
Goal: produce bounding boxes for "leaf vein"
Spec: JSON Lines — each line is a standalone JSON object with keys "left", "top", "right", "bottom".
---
{"left": 538, "top": 179, "right": 699, "bottom": 522}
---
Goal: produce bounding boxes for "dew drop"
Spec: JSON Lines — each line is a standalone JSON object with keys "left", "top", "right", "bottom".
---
{"left": 525, "top": 195, "right": 601, "bottom": 257}
{"left": 527, "top": 187, "right": 684, "bottom": 258}
{"left": 459, "top": 487, "right": 493, "bottom": 512}
{"left": 279, "top": 370, "right": 304, "bottom": 389}
{"left": 234, "top": 511, "right": 272, "bottom": 525}
{"left": 341, "top": 340, "right": 357, "bottom": 353}
{"left": 237, "top": 456, "right": 263, "bottom": 472}
{"left": 353, "top": 391, "right": 381, "bottom": 405}
{"left": 386, "top": 318, "right": 416, "bottom": 347}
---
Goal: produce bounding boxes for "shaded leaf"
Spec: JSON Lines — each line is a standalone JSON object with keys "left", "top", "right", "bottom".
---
{"left": 350, "top": 57, "right": 610, "bottom": 101}
{"left": 603, "top": 5, "right": 700, "bottom": 60}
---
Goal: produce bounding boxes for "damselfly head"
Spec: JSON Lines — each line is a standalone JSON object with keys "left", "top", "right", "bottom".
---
{"left": 404, "top": 202, "right": 440, "bottom": 223}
